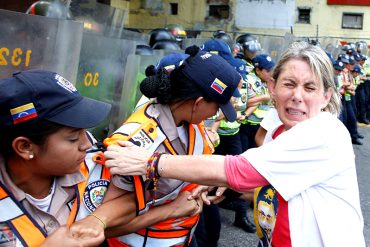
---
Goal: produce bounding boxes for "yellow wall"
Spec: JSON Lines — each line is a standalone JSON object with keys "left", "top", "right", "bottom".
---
{"left": 294, "top": 0, "right": 370, "bottom": 39}
{"left": 111, "top": 0, "right": 370, "bottom": 39}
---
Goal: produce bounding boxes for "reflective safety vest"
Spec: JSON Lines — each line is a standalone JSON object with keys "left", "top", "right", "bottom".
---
{"left": 246, "top": 74, "right": 270, "bottom": 124}
{"left": 103, "top": 102, "right": 214, "bottom": 247}
{"left": 0, "top": 150, "right": 112, "bottom": 247}
{"left": 218, "top": 119, "right": 240, "bottom": 136}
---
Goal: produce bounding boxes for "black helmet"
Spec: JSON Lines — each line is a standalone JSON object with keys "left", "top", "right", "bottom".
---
{"left": 152, "top": 40, "right": 181, "bottom": 51}
{"left": 355, "top": 41, "right": 367, "bottom": 53}
{"left": 149, "top": 28, "right": 176, "bottom": 47}
{"left": 135, "top": 45, "right": 154, "bottom": 55}
{"left": 236, "top": 33, "right": 261, "bottom": 53}
{"left": 213, "top": 30, "right": 231, "bottom": 42}
{"left": 26, "top": 0, "right": 73, "bottom": 19}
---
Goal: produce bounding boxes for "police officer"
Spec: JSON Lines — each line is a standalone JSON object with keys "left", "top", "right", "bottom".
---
{"left": 236, "top": 33, "right": 262, "bottom": 73}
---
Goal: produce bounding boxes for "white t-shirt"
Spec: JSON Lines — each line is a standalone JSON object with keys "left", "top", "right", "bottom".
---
{"left": 259, "top": 108, "right": 282, "bottom": 144}
{"left": 242, "top": 112, "right": 365, "bottom": 247}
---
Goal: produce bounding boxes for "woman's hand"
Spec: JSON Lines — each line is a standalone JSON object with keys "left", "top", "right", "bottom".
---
{"left": 188, "top": 186, "right": 227, "bottom": 205}
{"left": 40, "top": 225, "right": 104, "bottom": 247}
{"left": 69, "top": 214, "right": 106, "bottom": 245}
{"left": 166, "top": 191, "right": 203, "bottom": 218}
{"left": 104, "top": 141, "right": 151, "bottom": 176}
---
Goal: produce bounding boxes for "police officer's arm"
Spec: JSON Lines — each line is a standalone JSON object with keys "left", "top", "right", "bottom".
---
{"left": 104, "top": 190, "right": 203, "bottom": 238}
{"left": 40, "top": 225, "right": 105, "bottom": 247}
{"left": 69, "top": 189, "right": 202, "bottom": 238}
{"left": 248, "top": 94, "right": 270, "bottom": 106}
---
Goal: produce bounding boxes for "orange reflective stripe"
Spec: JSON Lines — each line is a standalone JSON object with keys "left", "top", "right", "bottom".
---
{"left": 181, "top": 183, "right": 197, "bottom": 192}
{"left": 163, "top": 139, "right": 177, "bottom": 155}
{"left": 187, "top": 126, "right": 195, "bottom": 155}
{"left": 68, "top": 162, "right": 88, "bottom": 225}
{"left": 0, "top": 186, "right": 7, "bottom": 199}
{"left": 11, "top": 215, "right": 45, "bottom": 246}
{"left": 133, "top": 176, "right": 146, "bottom": 214}
{"left": 136, "top": 228, "right": 190, "bottom": 238}
{"left": 101, "top": 163, "right": 112, "bottom": 180}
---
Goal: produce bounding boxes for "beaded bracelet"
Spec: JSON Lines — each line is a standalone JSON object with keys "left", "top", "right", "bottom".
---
{"left": 146, "top": 152, "right": 163, "bottom": 201}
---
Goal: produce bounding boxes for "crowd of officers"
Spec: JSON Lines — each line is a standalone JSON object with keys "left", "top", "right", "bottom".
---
{"left": 332, "top": 43, "right": 370, "bottom": 145}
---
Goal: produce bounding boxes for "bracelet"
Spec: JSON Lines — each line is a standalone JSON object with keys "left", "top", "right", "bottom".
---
{"left": 89, "top": 213, "right": 107, "bottom": 229}
{"left": 146, "top": 152, "right": 164, "bottom": 202}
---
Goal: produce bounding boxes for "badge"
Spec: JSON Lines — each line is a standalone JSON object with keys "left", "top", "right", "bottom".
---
{"left": 130, "top": 129, "right": 154, "bottom": 148}
{"left": 83, "top": 179, "right": 110, "bottom": 212}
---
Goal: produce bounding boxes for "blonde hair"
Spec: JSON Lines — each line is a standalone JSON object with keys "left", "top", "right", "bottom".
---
{"left": 272, "top": 41, "right": 341, "bottom": 116}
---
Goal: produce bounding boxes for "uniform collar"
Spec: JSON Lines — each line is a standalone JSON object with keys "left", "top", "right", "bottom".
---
{"left": 0, "top": 155, "right": 85, "bottom": 201}
{"left": 149, "top": 102, "right": 179, "bottom": 142}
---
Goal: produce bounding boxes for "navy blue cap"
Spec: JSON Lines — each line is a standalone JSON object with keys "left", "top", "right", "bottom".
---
{"left": 354, "top": 53, "right": 362, "bottom": 62}
{"left": 154, "top": 53, "right": 189, "bottom": 74}
{"left": 352, "top": 64, "right": 362, "bottom": 74}
{"left": 333, "top": 60, "right": 344, "bottom": 71}
{"left": 252, "top": 54, "right": 275, "bottom": 71}
{"left": 338, "top": 54, "right": 349, "bottom": 64}
{"left": 182, "top": 51, "right": 241, "bottom": 122}
{"left": 349, "top": 55, "right": 356, "bottom": 65}
{"left": 0, "top": 70, "right": 111, "bottom": 129}
{"left": 201, "top": 39, "right": 246, "bottom": 88}
{"left": 360, "top": 54, "right": 367, "bottom": 61}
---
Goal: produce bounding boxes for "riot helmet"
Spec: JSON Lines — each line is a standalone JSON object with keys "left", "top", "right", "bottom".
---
{"left": 26, "top": 0, "right": 73, "bottom": 19}
{"left": 213, "top": 30, "right": 231, "bottom": 42}
{"left": 236, "top": 33, "right": 261, "bottom": 53}
{"left": 152, "top": 40, "right": 181, "bottom": 51}
{"left": 355, "top": 41, "right": 367, "bottom": 53}
{"left": 149, "top": 28, "right": 176, "bottom": 48}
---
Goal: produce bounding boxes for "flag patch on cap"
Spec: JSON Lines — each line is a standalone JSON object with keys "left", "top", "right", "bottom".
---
{"left": 10, "top": 103, "right": 38, "bottom": 124}
{"left": 211, "top": 78, "right": 227, "bottom": 94}
{"left": 164, "top": 64, "right": 176, "bottom": 72}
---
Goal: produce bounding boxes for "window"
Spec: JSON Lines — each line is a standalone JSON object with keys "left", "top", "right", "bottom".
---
{"left": 170, "top": 3, "right": 178, "bottom": 15}
{"left": 297, "top": 8, "right": 311, "bottom": 24}
{"left": 342, "top": 13, "right": 363, "bottom": 29}
{"left": 209, "top": 5, "right": 230, "bottom": 19}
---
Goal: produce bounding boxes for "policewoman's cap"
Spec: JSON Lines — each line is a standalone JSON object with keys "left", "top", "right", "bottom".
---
{"left": 352, "top": 64, "right": 362, "bottom": 74}
{"left": 201, "top": 39, "right": 247, "bottom": 84}
{"left": 338, "top": 53, "right": 349, "bottom": 64}
{"left": 333, "top": 60, "right": 344, "bottom": 71}
{"left": 252, "top": 54, "right": 275, "bottom": 71}
{"left": 0, "top": 70, "right": 112, "bottom": 129}
{"left": 182, "top": 50, "right": 241, "bottom": 122}
{"left": 348, "top": 55, "right": 356, "bottom": 65}
{"left": 154, "top": 53, "right": 189, "bottom": 74}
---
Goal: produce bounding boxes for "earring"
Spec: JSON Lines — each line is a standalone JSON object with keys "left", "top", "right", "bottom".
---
{"left": 29, "top": 154, "right": 34, "bottom": 159}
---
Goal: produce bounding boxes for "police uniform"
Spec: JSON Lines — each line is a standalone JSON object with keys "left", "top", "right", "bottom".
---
{"left": 0, "top": 135, "right": 111, "bottom": 247}
{"left": 107, "top": 101, "right": 214, "bottom": 247}
{"left": 239, "top": 71, "right": 270, "bottom": 151}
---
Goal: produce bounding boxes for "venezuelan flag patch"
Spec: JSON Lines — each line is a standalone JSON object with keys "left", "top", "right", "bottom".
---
{"left": 211, "top": 78, "right": 227, "bottom": 94}
{"left": 10, "top": 103, "right": 38, "bottom": 124}
{"left": 164, "top": 64, "right": 176, "bottom": 72}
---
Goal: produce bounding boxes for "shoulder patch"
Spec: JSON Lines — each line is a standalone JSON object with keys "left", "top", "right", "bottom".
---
{"left": 83, "top": 179, "right": 110, "bottom": 212}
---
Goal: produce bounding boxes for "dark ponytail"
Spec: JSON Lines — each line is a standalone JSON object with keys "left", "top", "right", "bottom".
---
{"left": 140, "top": 68, "right": 172, "bottom": 104}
